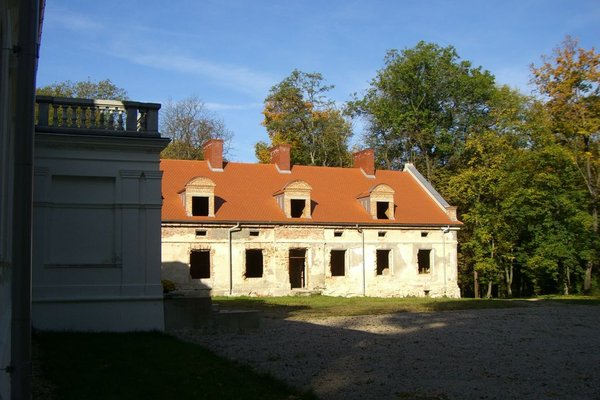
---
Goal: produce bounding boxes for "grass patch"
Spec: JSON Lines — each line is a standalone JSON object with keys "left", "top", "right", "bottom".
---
{"left": 34, "top": 331, "right": 316, "bottom": 400}
{"left": 531, "top": 294, "right": 600, "bottom": 306}
{"left": 212, "top": 295, "right": 524, "bottom": 319}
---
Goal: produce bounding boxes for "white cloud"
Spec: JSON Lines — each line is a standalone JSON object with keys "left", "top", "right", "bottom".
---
{"left": 108, "top": 46, "right": 274, "bottom": 97}
{"left": 46, "top": 10, "right": 104, "bottom": 32}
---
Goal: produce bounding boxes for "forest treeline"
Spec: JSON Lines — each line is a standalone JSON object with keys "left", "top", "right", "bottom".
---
{"left": 257, "top": 36, "right": 600, "bottom": 298}
{"left": 38, "top": 36, "right": 599, "bottom": 297}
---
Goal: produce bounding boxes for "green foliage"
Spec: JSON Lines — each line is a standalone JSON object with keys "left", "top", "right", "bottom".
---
{"left": 160, "top": 96, "right": 233, "bottom": 160}
{"left": 36, "top": 78, "right": 128, "bottom": 100}
{"left": 258, "top": 69, "right": 353, "bottom": 167}
{"left": 212, "top": 295, "right": 522, "bottom": 319}
{"left": 161, "top": 279, "right": 177, "bottom": 293}
{"left": 348, "top": 41, "right": 496, "bottom": 183}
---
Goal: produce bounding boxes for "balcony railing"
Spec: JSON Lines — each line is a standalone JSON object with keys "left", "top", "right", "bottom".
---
{"left": 36, "top": 96, "right": 161, "bottom": 136}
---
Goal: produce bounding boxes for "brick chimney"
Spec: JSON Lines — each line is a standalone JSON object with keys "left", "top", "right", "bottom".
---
{"left": 270, "top": 144, "right": 291, "bottom": 173}
{"left": 353, "top": 149, "right": 375, "bottom": 177}
{"left": 203, "top": 139, "right": 223, "bottom": 171}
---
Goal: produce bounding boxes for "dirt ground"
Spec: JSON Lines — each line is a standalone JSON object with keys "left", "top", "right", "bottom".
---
{"left": 177, "top": 303, "right": 600, "bottom": 400}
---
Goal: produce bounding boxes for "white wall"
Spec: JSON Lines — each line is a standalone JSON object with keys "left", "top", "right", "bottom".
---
{"left": 32, "top": 133, "right": 168, "bottom": 331}
{"left": 162, "top": 224, "right": 460, "bottom": 298}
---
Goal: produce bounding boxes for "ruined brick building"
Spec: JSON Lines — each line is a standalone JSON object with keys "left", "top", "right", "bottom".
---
{"left": 161, "top": 139, "right": 461, "bottom": 297}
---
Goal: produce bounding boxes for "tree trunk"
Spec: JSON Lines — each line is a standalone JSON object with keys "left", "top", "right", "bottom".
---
{"left": 505, "top": 264, "right": 513, "bottom": 298}
{"left": 584, "top": 203, "right": 597, "bottom": 293}
{"left": 474, "top": 270, "right": 480, "bottom": 298}
{"left": 485, "top": 281, "right": 493, "bottom": 299}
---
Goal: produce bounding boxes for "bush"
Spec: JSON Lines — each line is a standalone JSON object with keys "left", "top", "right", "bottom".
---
{"left": 161, "top": 279, "right": 176, "bottom": 294}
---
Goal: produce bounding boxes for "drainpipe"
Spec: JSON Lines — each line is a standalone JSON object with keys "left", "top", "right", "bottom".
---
{"left": 356, "top": 225, "right": 365, "bottom": 296}
{"left": 11, "top": 2, "right": 41, "bottom": 399}
{"left": 228, "top": 223, "right": 241, "bottom": 295}
{"left": 441, "top": 226, "right": 450, "bottom": 297}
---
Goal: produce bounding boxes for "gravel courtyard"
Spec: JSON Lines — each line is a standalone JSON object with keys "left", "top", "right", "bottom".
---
{"left": 177, "top": 303, "right": 600, "bottom": 400}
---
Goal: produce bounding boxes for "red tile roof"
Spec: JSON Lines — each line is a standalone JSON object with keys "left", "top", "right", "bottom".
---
{"left": 161, "top": 159, "right": 460, "bottom": 226}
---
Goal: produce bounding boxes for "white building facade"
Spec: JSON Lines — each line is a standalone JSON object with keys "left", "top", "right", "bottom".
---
{"left": 161, "top": 141, "right": 461, "bottom": 298}
{"left": 32, "top": 97, "right": 169, "bottom": 331}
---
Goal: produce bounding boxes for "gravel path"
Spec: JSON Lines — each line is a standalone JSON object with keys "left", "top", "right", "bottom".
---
{"left": 176, "top": 304, "right": 600, "bottom": 400}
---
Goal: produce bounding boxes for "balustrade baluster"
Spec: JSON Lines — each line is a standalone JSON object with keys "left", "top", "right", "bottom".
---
{"left": 61, "top": 105, "right": 68, "bottom": 127}
{"left": 107, "top": 107, "right": 114, "bottom": 129}
{"left": 137, "top": 109, "right": 147, "bottom": 131}
{"left": 117, "top": 109, "right": 124, "bottom": 130}
{"left": 83, "top": 106, "right": 88, "bottom": 128}
{"left": 89, "top": 106, "right": 96, "bottom": 128}
{"left": 99, "top": 107, "right": 105, "bottom": 129}
{"left": 71, "top": 106, "right": 78, "bottom": 127}
{"left": 52, "top": 104, "right": 59, "bottom": 127}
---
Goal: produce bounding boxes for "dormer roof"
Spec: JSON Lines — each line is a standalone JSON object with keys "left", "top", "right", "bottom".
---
{"left": 161, "top": 159, "right": 461, "bottom": 226}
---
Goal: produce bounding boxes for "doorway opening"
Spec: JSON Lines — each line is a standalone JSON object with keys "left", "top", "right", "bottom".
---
{"left": 289, "top": 248, "right": 307, "bottom": 289}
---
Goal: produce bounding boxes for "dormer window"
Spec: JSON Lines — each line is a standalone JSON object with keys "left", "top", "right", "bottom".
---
{"left": 274, "top": 180, "right": 312, "bottom": 219}
{"left": 192, "top": 196, "right": 209, "bottom": 216}
{"left": 376, "top": 201, "right": 390, "bottom": 219}
{"left": 357, "top": 183, "right": 395, "bottom": 220}
{"left": 290, "top": 199, "right": 306, "bottom": 218}
{"left": 182, "top": 176, "right": 216, "bottom": 217}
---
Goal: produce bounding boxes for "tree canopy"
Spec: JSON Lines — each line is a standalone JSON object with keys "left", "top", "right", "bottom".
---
{"left": 256, "top": 70, "right": 353, "bottom": 167}
{"left": 160, "top": 96, "right": 233, "bottom": 161}
{"left": 531, "top": 36, "right": 600, "bottom": 292}
{"left": 37, "top": 78, "right": 128, "bottom": 100}
{"left": 348, "top": 41, "right": 496, "bottom": 184}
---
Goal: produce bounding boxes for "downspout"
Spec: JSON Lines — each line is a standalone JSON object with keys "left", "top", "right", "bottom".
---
{"left": 441, "top": 226, "right": 450, "bottom": 297}
{"left": 228, "top": 223, "right": 241, "bottom": 295}
{"left": 356, "top": 225, "right": 365, "bottom": 296}
{"left": 11, "top": 1, "right": 41, "bottom": 399}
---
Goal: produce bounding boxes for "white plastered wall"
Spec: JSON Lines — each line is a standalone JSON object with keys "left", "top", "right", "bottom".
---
{"left": 32, "top": 134, "right": 167, "bottom": 331}
{"left": 161, "top": 224, "right": 460, "bottom": 298}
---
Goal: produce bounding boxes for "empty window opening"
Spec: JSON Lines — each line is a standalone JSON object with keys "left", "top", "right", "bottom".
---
{"left": 195, "top": 230, "right": 207, "bottom": 237}
{"left": 290, "top": 199, "right": 306, "bottom": 218}
{"left": 192, "top": 196, "right": 209, "bottom": 216}
{"left": 334, "top": 231, "right": 343, "bottom": 237}
{"left": 421, "top": 232, "right": 429, "bottom": 237}
{"left": 377, "top": 201, "right": 390, "bottom": 219}
{"left": 418, "top": 249, "right": 431, "bottom": 274}
{"left": 289, "top": 248, "right": 307, "bottom": 289}
{"left": 190, "top": 250, "right": 210, "bottom": 279}
{"left": 330, "top": 250, "right": 346, "bottom": 276}
{"left": 378, "top": 231, "right": 387, "bottom": 237}
{"left": 249, "top": 231, "right": 259, "bottom": 237}
{"left": 376, "top": 249, "right": 391, "bottom": 275}
{"left": 245, "top": 249, "right": 263, "bottom": 278}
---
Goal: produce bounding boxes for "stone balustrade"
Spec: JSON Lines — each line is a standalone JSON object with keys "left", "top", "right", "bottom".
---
{"left": 36, "top": 96, "right": 160, "bottom": 136}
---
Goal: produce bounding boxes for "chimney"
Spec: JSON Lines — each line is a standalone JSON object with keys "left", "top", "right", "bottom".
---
{"left": 270, "top": 144, "right": 291, "bottom": 173}
{"left": 203, "top": 139, "right": 223, "bottom": 171}
{"left": 353, "top": 149, "right": 375, "bottom": 177}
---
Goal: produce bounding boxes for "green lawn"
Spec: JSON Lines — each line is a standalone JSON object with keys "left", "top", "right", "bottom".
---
{"left": 33, "top": 331, "right": 316, "bottom": 400}
{"left": 212, "top": 294, "right": 600, "bottom": 319}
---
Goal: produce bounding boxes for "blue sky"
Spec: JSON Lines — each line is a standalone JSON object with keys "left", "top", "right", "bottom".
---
{"left": 37, "top": 0, "right": 600, "bottom": 162}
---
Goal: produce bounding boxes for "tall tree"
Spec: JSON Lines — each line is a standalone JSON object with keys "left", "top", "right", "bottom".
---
{"left": 160, "top": 96, "right": 233, "bottom": 160}
{"left": 530, "top": 36, "right": 600, "bottom": 292}
{"left": 256, "top": 70, "right": 352, "bottom": 167}
{"left": 348, "top": 41, "right": 496, "bottom": 183}
{"left": 37, "top": 78, "right": 128, "bottom": 100}
{"left": 447, "top": 130, "right": 521, "bottom": 298}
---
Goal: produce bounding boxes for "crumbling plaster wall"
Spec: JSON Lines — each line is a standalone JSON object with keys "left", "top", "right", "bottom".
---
{"left": 161, "top": 224, "right": 460, "bottom": 298}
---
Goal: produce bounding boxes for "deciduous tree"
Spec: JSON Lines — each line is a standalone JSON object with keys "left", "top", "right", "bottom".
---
{"left": 160, "top": 96, "right": 233, "bottom": 160}
{"left": 37, "top": 78, "right": 128, "bottom": 100}
{"left": 256, "top": 70, "right": 352, "bottom": 167}
{"left": 530, "top": 36, "right": 600, "bottom": 292}
{"left": 348, "top": 41, "right": 496, "bottom": 184}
